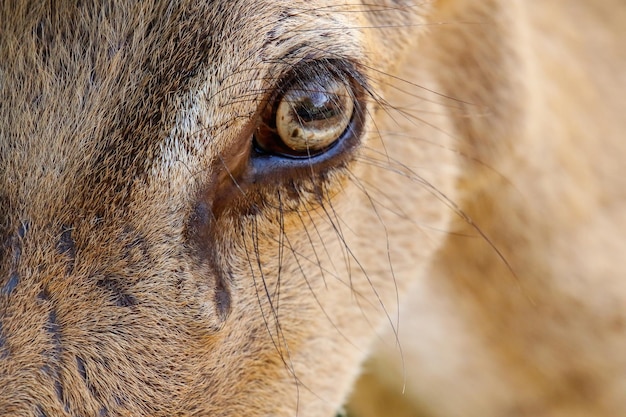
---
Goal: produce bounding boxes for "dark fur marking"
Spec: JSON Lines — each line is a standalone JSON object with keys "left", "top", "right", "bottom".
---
{"left": 187, "top": 201, "right": 232, "bottom": 322}
{"left": 41, "top": 364, "right": 53, "bottom": 377}
{"left": 41, "top": 310, "right": 71, "bottom": 412}
{"left": 195, "top": 201, "right": 212, "bottom": 228}
{"left": 36, "top": 405, "right": 49, "bottom": 417}
{"left": 45, "top": 310, "right": 63, "bottom": 360}
{"left": 113, "top": 394, "right": 126, "bottom": 407}
{"left": 0, "top": 320, "right": 8, "bottom": 359}
{"left": 3, "top": 229, "right": 23, "bottom": 295}
{"left": 76, "top": 355, "right": 100, "bottom": 400}
{"left": 0, "top": 239, "right": 6, "bottom": 272}
{"left": 263, "top": 10, "right": 290, "bottom": 50}
{"left": 124, "top": 235, "right": 148, "bottom": 255}
{"left": 99, "top": 407, "right": 109, "bottom": 416}
{"left": 1, "top": 272, "right": 19, "bottom": 296}
{"left": 76, "top": 356, "right": 88, "bottom": 382}
{"left": 121, "top": 226, "right": 151, "bottom": 264}
{"left": 56, "top": 226, "right": 76, "bottom": 274}
{"left": 38, "top": 287, "right": 51, "bottom": 301}
{"left": 96, "top": 276, "right": 137, "bottom": 307}
{"left": 17, "top": 221, "right": 29, "bottom": 239}
{"left": 54, "top": 379, "right": 63, "bottom": 401}
{"left": 11, "top": 235, "right": 22, "bottom": 265}
{"left": 215, "top": 284, "right": 232, "bottom": 321}
{"left": 54, "top": 378, "right": 69, "bottom": 412}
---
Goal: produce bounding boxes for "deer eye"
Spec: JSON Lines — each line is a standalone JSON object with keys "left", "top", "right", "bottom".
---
{"left": 254, "top": 67, "right": 357, "bottom": 159}
{"left": 209, "top": 61, "right": 366, "bottom": 217}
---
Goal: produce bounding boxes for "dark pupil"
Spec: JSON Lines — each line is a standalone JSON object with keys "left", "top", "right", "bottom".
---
{"left": 294, "top": 92, "right": 340, "bottom": 122}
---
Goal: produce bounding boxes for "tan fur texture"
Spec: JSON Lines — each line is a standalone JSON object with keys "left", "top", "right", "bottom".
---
{"left": 0, "top": 1, "right": 624, "bottom": 416}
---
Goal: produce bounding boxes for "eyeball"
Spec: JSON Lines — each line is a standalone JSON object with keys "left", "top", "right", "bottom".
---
{"left": 275, "top": 76, "right": 354, "bottom": 154}
{"left": 255, "top": 71, "right": 356, "bottom": 158}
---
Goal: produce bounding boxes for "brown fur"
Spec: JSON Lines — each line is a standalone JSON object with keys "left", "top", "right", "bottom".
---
{"left": 0, "top": 1, "right": 624, "bottom": 416}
